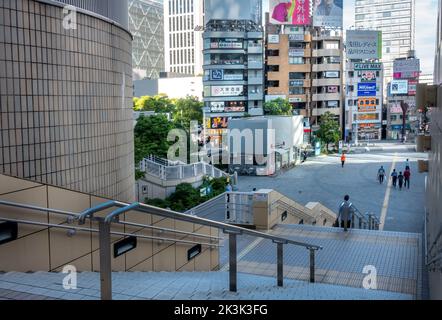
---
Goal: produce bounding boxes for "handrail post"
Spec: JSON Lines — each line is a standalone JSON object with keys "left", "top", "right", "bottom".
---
{"left": 309, "top": 248, "right": 316, "bottom": 283}
{"left": 98, "top": 219, "right": 112, "bottom": 300}
{"left": 228, "top": 231, "right": 238, "bottom": 292}
{"left": 277, "top": 242, "right": 283, "bottom": 287}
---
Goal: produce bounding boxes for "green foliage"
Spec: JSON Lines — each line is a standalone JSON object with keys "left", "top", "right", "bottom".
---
{"left": 263, "top": 98, "right": 293, "bottom": 116}
{"left": 315, "top": 112, "right": 341, "bottom": 152}
{"left": 134, "top": 114, "right": 175, "bottom": 164}
{"left": 133, "top": 94, "right": 175, "bottom": 113}
{"left": 135, "top": 169, "right": 145, "bottom": 180}
{"left": 145, "top": 177, "right": 229, "bottom": 212}
{"left": 171, "top": 96, "right": 203, "bottom": 131}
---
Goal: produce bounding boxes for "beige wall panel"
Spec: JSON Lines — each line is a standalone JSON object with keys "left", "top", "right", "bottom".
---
{"left": 52, "top": 253, "right": 93, "bottom": 272}
{"left": 152, "top": 218, "right": 176, "bottom": 254}
{"left": 124, "top": 210, "right": 152, "bottom": 226}
{"left": 153, "top": 244, "right": 176, "bottom": 272}
{"left": 0, "top": 230, "right": 50, "bottom": 272}
{"left": 125, "top": 233, "right": 153, "bottom": 269}
{"left": 195, "top": 225, "right": 211, "bottom": 236}
{"left": 0, "top": 175, "right": 42, "bottom": 195}
{"left": 178, "top": 259, "right": 195, "bottom": 272}
{"left": 0, "top": 186, "right": 48, "bottom": 237}
{"left": 47, "top": 186, "right": 91, "bottom": 224}
{"left": 91, "top": 245, "right": 126, "bottom": 272}
{"left": 194, "top": 248, "right": 211, "bottom": 271}
{"left": 175, "top": 237, "right": 195, "bottom": 270}
{"left": 90, "top": 222, "right": 126, "bottom": 251}
{"left": 175, "top": 220, "right": 194, "bottom": 234}
{"left": 49, "top": 227, "right": 93, "bottom": 271}
{"left": 210, "top": 248, "right": 220, "bottom": 270}
{"left": 127, "top": 256, "right": 153, "bottom": 272}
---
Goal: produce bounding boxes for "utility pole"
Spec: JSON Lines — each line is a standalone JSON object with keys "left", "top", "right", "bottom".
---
{"left": 400, "top": 101, "right": 409, "bottom": 142}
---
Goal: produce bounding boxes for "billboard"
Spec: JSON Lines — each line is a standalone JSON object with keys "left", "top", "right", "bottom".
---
{"left": 204, "top": 0, "right": 262, "bottom": 25}
{"left": 211, "top": 85, "right": 244, "bottom": 97}
{"left": 210, "top": 117, "right": 229, "bottom": 129}
{"left": 268, "top": 34, "right": 280, "bottom": 44}
{"left": 393, "top": 59, "right": 420, "bottom": 79}
{"left": 313, "top": 0, "right": 343, "bottom": 28}
{"left": 390, "top": 80, "right": 408, "bottom": 95}
{"left": 354, "top": 63, "right": 382, "bottom": 70}
{"left": 408, "top": 80, "right": 417, "bottom": 95}
{"left": 210, "top": 101, "right": 246, "bottom": 113}
{"left": 357, "top": 113, "right": 380, "bottom": 121}
{"left": 360, "top": 70, "right": 377, "bottom": 82}
{"left": 358, "top": 98, "right": 377, "bottom": 112}
{"left": 357, "top": 83, "right": 377, "bottom": 97}
{"left": 325, "top": 71, "right": 339, "bottom": 78}
{"left": 346, "top": 30, "right": 382, "bottom": 60}
{"left": 269, "top": 0, "right": 311, "bottom": 25}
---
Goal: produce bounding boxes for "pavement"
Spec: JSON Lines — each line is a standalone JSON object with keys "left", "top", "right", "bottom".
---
{"left": 0, "top": 271, "right": 412, "bottom": 300}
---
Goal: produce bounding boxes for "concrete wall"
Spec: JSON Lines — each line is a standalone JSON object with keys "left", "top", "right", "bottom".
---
{"left": 0, "top": 174, "right": 219, "bottom": 273}
{"left": 0, "top": 0, "right": 135, "bottom": 202}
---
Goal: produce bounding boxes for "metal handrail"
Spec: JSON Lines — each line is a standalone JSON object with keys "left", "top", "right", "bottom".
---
{"left": 271, "top": 199, "right": 315, "bottom": 222}
{"left": 0, "top": 200, "right": 219, "bottom": 241}
{"left": 100, "top": 202, "right": 322, "bottom": 250}
{"left": 0, "top": 217, "right": 220, "bottom": 248}
{"left": 185, "top": 192, "right": 227, "bottom": 215}
{"left": 81, "top": 201, "right": 322, "bottom": 299}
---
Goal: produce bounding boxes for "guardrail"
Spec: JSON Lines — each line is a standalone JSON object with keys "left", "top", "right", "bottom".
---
{"left": 77, "top": 200, "right": 323, "bottom": 299}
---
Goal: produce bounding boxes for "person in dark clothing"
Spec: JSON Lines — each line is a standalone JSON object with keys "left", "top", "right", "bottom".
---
{"left": 391, "top": 169, "right": 398, "bottom": 188}
{"left": 338, "top": 195, "right": 355, "bottom": 232}
{"left": 404, "top": 169, "right": 411, "bottom": 189}
{"left": 398, "top": 172, "right": 404, "bottom": 190}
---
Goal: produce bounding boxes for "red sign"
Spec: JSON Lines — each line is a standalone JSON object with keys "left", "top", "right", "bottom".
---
{"left": 408, "top": 80, "right": 417, "bottom": 95}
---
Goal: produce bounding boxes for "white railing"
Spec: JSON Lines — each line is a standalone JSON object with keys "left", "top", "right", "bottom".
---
{"left": 139, "top": 157, "right": 228, "bottom": 181}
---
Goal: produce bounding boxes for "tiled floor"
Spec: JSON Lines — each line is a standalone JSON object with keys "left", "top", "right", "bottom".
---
{"left": 0, "top": 271, "right": 412, "bottom": 300}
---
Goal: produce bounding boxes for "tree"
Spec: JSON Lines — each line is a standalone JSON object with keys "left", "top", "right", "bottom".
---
{"left": 315, "top": 112, "right": 340, "bottom": 152}
{"left": 263, "top": 98, "right": 293, "bottom": 116}
{"left": 133, "top": 94, "right": 175, "bottom": 113}
{"left": 134, "top": 114, "right": 175, "bottom": 164}
{"left": 172, "top": 96, "right": 203, "bottom": 130}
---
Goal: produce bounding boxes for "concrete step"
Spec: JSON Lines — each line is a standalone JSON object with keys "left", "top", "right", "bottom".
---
{"left": 221, "top": 223, "right": 422, "bottom": 299}
{"left": 0, "top": 271, "right": 411, "bottom": 300}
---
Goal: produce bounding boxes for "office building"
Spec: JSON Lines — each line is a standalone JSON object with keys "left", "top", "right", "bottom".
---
{"left": 164, "top": 0, "right": 204, "bottom": 75}
{"left": 0, "top": 0, "right": 135, "bottom": 202}
{"left": 129, "top": 0, "right": 165, "bottom": 80}
{"left": 355, "top": 0, "right": 415, "bottom": 92}
{"left": 202, "top": 0, "right": 264, "bottom": 145}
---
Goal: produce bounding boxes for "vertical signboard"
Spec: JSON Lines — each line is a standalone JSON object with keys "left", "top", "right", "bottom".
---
{"left": 346, "top": 30, "right": 382, "bottom": 60}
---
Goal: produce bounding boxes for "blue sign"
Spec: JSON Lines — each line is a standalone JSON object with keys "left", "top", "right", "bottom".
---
{"left": 210, "top": 69, "right": 223, "bottom": 80}
{"left": 357, "top": 83, "right": 377, "bottom": 97}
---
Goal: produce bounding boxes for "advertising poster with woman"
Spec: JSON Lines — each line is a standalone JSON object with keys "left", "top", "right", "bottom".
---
{"left": 270, "top": 0, "right": 311, "bottom": 25}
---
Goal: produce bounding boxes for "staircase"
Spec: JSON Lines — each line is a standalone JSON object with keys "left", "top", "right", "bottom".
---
{"left": 0, "top": 271, "right": 411, "bottom": 300}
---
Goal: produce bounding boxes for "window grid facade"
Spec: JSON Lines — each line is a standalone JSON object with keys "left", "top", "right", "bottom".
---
{"left": 355, "top": 0, "right": 415, "bottom": 88}
{"left": 0, "top": 0, "right": 135, "bottom": 202}
{"left": 164, "top": 0, "right": 203, "bottom": 75}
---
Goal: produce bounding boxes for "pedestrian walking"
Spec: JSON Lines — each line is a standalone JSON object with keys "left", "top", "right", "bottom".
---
{"left": 405, "top": 159, "right": 410, "bottom": 171}
{"left": 341, "top": 153, "right": 346, "bottom": 168}
{"left": 391, "top": 169, "right": 398, "bottom": 188}
{"left": 337, "top": 195, "right": 355, "bottom": 232}
{"left": 398, "top": 172, "right": 404, "bottom": 190}
{"left": 378, "top": 166, "right": 386, "bottom": 184}
{"left": 404, "top": 168, "right": 411, "bottom": 189}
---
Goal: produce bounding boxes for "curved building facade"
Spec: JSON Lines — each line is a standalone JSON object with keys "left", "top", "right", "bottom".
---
{"left": 0, "top": 0, "right": 135, "bottom": 202}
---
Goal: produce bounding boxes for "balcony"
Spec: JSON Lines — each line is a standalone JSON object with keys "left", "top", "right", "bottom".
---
{"left": 312, "top": 78, "right": 341, "bottom": 87}
{"left": 288, "top": 64, "right": 311, "bottom": 73}
{"left": 312, "top": 92, "right": 341, "bottom": 101}
{"left": 312, "top": 49, "right": 341, "bottom": 57}
{"left": 248, "top": 76, "right": 263, "bottom": 85}
{"left": 312, "top": 64, "right": 341, "bottom": 72}
{"left": 312, "top": 107, "right": 341, "bottom": 117}
{"left": 248, "top": 46, "right": 263, "bottom": 54}
{"left": 247, "top": 61, "right": 263, "bottom": 69}
{"left": 248, "top": 92, "right": 263, "bottom": 100}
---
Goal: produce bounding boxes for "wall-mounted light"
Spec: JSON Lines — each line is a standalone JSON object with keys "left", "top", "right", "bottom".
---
{"left": 0, "top": 221, "right": 18, "bottom": 245}
{"left": 187, "top": 244, "right": 202, "bottom": 261}
{"left": 281, "top": 211, "right": 288, "bottom": 222}
{"left": 113, "top": 236, "right": 137, "bottom": 258}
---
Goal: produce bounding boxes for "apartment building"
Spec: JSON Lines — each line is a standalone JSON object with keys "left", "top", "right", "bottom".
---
{"left": 265, "top": 25, "right": 344, "bottom": 136}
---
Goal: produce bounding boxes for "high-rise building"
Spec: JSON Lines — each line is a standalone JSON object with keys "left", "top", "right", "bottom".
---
{"left": 164, "top": 0, "right": 204, "bottom": 75}
{"left": 202, "top": 0, "right": 264, "bottom": 145}
{"left": 0, "top": 0, "right": 135, "bottom": 202}
{"left": 355, "top": 0, "right": 415, "bottom": 91}
{"left": 129, "top": 0, "right": 165, "bottom": 80}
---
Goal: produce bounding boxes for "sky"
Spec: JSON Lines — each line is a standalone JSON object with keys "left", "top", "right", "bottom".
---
{"left": 263, "top": 0, "right": 438, "bottom": 75}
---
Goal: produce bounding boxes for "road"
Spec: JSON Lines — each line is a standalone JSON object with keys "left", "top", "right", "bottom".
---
{"left": 236, "top": 147, "right": 428, "bottom": 233}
